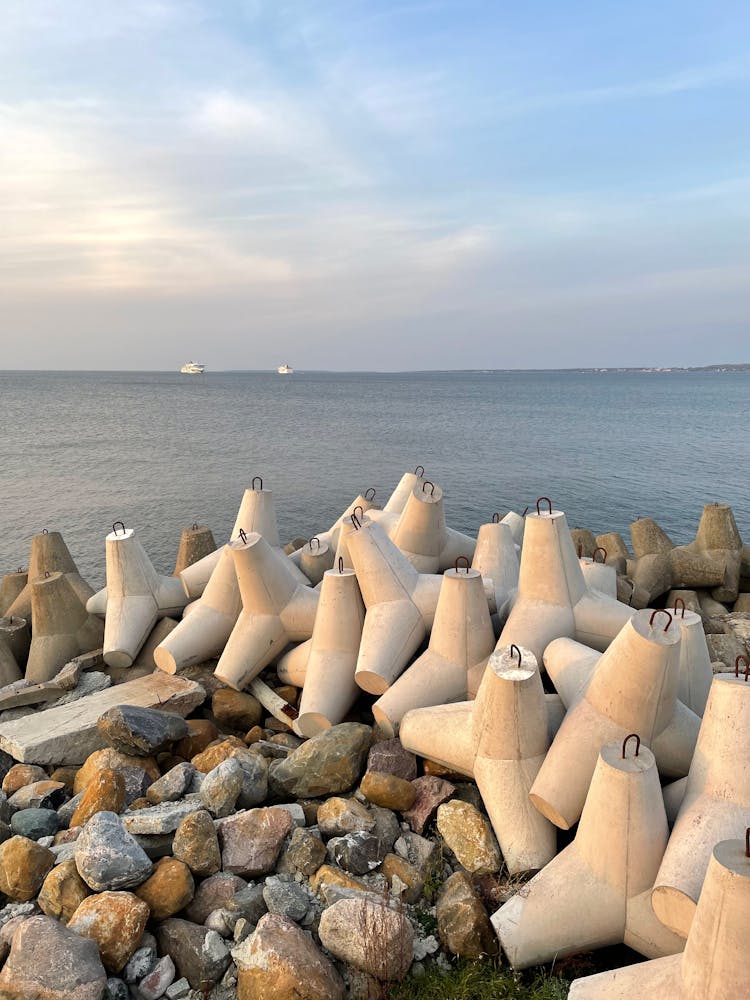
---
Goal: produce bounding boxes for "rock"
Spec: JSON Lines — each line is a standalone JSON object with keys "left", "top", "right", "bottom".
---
{"left": 10, "top": 807, "right": 59, "bottom": 840}
{"left": 225, "top": 884, "right": 267, "bottom": 929}
{"left": 68, "top": 891, "right": 150, "bottom": 973}
{"left": 134, "top": 857, "right": 194, "bottom": 920}
{"left": 8, "top": 779, "right": 66, "bottom": 810}
{"left": 436, "top": 801, "right": 501, "bottom": 875}
{"left": 122, "top": 798, "right": 203, "bottom": 835}
{"left": 119, "top": 766, "right": 154, "bottom": 807}
{"left": 327, "top": 831, "right": 384, "bottom": 875}
{"left": 166, "top": 978, "right": 191, "bottom": 999}
{"left": 174, "top": 719, "right": 219, "bottom": 761}
{"left": 38, "top": 858, "right": 91, "bottom": 923}
{"left": 134, "top": 832, "right": 175, "bottom": 860}
{"left": 58, "top": 792, "right": 85, "bottom": 828}
{"left": 317, "top": 796, "right": 375, "bottom": 836}
{"left": 318, "top": 896, "right": 413, "bottom": 981}
{"left": 104, "top": 977, "right": 129, "bottom": 1000}
{"left": 367, "top": 739, "right": 417, "bottom": 781}
{"left": 233, "top": 913, "right": 345, "bottom": 1000}
{"left": 155, "top": 919, "right": 231, "bottom": 989}
{"left": 172, "top": 809, "right": 221, "bottom": 877}
{"left": 380, "top": 853, "right": 426, "bottom": 904}
{"left": 139, "top": 954, "right": 176, "bottom": 1000}
{"left": 71, "top": 768, "right": 126, "bottom": 828}
{"left": 0, "top": 790, "right": 12, "bottom": 824}
{"left": 199, "top": 757, "right": 244, "bottom": 817}
{"left": 232, "top": 748, "right": 269, "bottom": 808}
{"left": 262, "top": 875, "right": 309, "bottom": 922}
{"left": 50, "top": 766, "right": 79, "bottom": 792}
{"left": 369, "top": 805, "right": 401, "bottom": 857}
{"left": 0, "top": 835, "right": 55, "bottom": 900}
{"left": 309, "top": 864, "right": 369, "bottom": 896}
{"left": 97, "top": 705, "right": 188, "bottom": 756}
{"left": 436, "top": 871, "right": 497, "bottom": 958}
{"left": 394, "top": 829, "right": 439, "bottom": 873}
{"left": 212, "top": 689, "right": 263, "bottom": 732}
{"left": 0, "top": 914, "right": 107, "bottom": 999}
{"left": 360, "top": 770, "right": 417, "bottom": 812}
{"left": 123, "top": 943, "right": 157, "bottom": 983}
{"left": 75, "top": 811, "right": 153, "bottom": 891}
{"left": 282, "top": 827, "right": 326, "bottom": 876}
{"left": 217, "top": 807, "right": 293, "bottom": 878}
{"left": 74, "top": 749, "right": 160, "bottom": 795}
{"left": 146, "top": 762, "right": 195, "bottom": 804}
{"left": 402, "top": 776, "right": 455, "bottom": 835}
{"left": 192, "top": 737, "right": 246, "bottom": 773}
{"left": 2, "top": 763, "right": 48, "bottom": 794}
{"left": 269, "top": 723, "right": 372, "bottom": 798}
{"left": 185, "top": 872, "right": 247, "bottom": 924}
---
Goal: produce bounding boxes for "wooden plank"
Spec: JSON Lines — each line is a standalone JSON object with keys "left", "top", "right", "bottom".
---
{"left": 0, "top": 673, "right": 205, "bottom": 765}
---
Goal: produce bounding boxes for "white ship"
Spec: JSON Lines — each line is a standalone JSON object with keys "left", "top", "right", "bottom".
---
{"left": 277, "top": 363, "right": 293, "bottom": 374}
{"left": 180, "top": 361, "right": 205, "bottom": 374}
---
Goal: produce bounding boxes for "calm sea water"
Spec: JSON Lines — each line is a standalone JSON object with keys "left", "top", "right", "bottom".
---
{"left": 1, "top": 370, "right": 747, "bottom": 588}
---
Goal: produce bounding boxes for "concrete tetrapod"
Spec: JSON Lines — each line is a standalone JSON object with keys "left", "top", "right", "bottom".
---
{"left": 153, "top": 545, "right": 242, "bottom": 674}
{"left": 531, "top": 609, "right": 700, "bottom": 830}
{"left": 569, "top": 836, "right": 750, "bottom": 999}
{"left": 0, "top": 616, "right": 30, "bottom": 669}
{"left": 651, "top": 667, "right": 750, "bottom": 938}
{"left": 669, "top": 598, "right": 713, "bottom": 716}
{"left": 26, "top": 572, "right": 104, "bottom": 683}
{"left": 6, "top": 531, "right": 94, "bottom": 621}
{"left": 372, "top": 563, "right": 495, "bottom": 737}
{"left": 0, "top": 638, "right": 21, "bottom": 687}
{"left": 400, "top": 645, "right": 556, "bottom": 874}
{"left": 180, "top": 480, "right": 309, "bottom": 599}
{"left": 670, "top": 502, "right": 743, "bottom": 603}
{"left": 276, "top": 564, "right": 365, "bottom": 737}
{"left": 288, "top": 492, "right": 378, "bottom": 571}
{"left": 492, "top": 738, "right": 685, "bottom": 968}
{"left": 214, "top": 531, "right": 319, "bottom": 691}
{"left": 90, "top": 526, "right": 189, "bottom": 669}
{"left": 579, "top": 547, "right": 618, "bottom": 600}
{"left": 296, "top": 538, "right": 335, "bottom": 587}
{"left": 346, "top": 520, "right": 442, "bottom": 695}
{"left": 172, "top": 523, "right": 217, "bottom": 576}
{"left": 627, "top": 517, "right": 674, "bottom": 607}
{"left": 0, "top": 571, "right": 27, "bottom": 617}
{"left": 471, "top": 518, "right": 519, "bottom": 623}
{"left": 498, "top": 500, "right": 632, "bottom": 664}
{"left": 382, "top": 468, "right": 428, "bottom": 514}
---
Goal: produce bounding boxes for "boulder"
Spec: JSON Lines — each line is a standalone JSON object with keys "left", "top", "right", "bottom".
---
{"left": 0, "top": 914, "right": 107, "bottom": 999}
{"left": 146, "top": 762, "right": 195, "bottom": 804}
{"left": 199, "top": 757, "right": 244, "bottom": 817}
{"left": 75, "top": 811, "right": 153, "bottom": 891}
{"left": 68, "top": 891, "right": 150, "bottom": 973}
{"left": 217, "top": 807, "right": 293, "bottom": 878}
{"left": 436, "top": 871, "right": 497, "bottom": 957}
{"left": 10, "top": 807, "right": 59, "bottom": 840}
{"left": 318, "top": 896, "right": 413, "bottom": 981}
{"left": 71, "top": 768, "right": 126, "bottom": 828}
{"left": 97, "top": 705, "right": 188, "bottom": 756}
{"left": 155, "top": 919, "right": 231, "bottom": 989}
{"left": 282, "top": 827, "right": 326, "bottom": 876}
{"left": 121, "top": 799, "right": 204, "bottom": 835}
{"left": 74, "top": 749, "right": 160, "bottom": 795}
{"left": 185, "top": 871, "right": 247, "bottom": 924}
{"left": 367, "top": 739, "right": 417, "bottom": 781}
{"left": 360, "top": 770, "right": 417, "bottom": 812}
{"left": 269, "top": 723, "right": 372, "bottom": 798}
{"left": 212, "top": 689, "right": 263, "bottom": 732}
{"left": 436, "top": 801, "right": 501, "bottom": 875}
{"left": 317, "top": 796, "right": 375, "bottom": 836}
{"left": 172, "top": 809, "right": 221, "bottom": 877}
{"left": 38, "top": 859, "right": 91, "bottom": 923}
{"left": 0, "top": 835, "right": 55, "bottom": 901}
{"left": 134, "top": 857, "right": 194, "bottom": 920}
{"left": 402, "top": 776, "right": 455, "bottom": 835}
{"left": 2, "top": 763, "right": 47, "bottom": 794}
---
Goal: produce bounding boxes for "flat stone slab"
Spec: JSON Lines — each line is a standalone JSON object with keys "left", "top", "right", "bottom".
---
{"left": 0, "top": 674, "right": 206, "bottom": 765}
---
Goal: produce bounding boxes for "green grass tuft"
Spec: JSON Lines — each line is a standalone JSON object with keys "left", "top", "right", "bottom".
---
{"left": 390, "top": 959, "right": 570, "bottom": 999}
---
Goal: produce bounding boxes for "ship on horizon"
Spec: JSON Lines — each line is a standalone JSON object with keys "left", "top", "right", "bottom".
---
{"left": 180, "top": 361, "right": 205, "bottom": 374}
{"left": 277, "top": 362, "right": 293, "bottom": 374}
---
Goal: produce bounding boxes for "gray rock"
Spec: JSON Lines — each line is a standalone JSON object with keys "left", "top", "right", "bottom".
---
{"left": 11, "top": 808, "right": 59, "bottom": 841}
{"left": 52, "top": 671, "right": 111, "bottom": 706}
{"left": 75, "top": 811, "right": 153, "bottom": 891}
{"left": 146, "top": 762, "right": 195, "bottom": 804}
{"left": 122, "top": 798, "right": 203, "bottom": 835}
{"left": 51, "top": 840, "right": 79, "bottom": 863}
{"left": 225, "top": 884, "right": 267, "bottom": 930}
{"left": 367, "top": 738, "right": 417, "bottom": 780}
{"left": 58, "top": 791, "right": 84, "bottom": 829}
{"left": 199, "top": 758, "right": 244, "bottom": 818}
{"left": 0, "top": 820, "right": 10, "bottom": 846}
{"left": 123, "top": 943, "right": 157, "bottom": 983}
{"left": 0, "top": 791, "right": 13, "bottom": 824}
{"left": 0, "top": 914, "right": 107, "bottom": 998}
{"left": 205, "top": 907, "right": 234, "bottom": 937}
{"left": 155, "top": 919, "right": 231, "bottom": 990}
{"left": 327, "top": 831, "right": 385, "bottom": 875}
{"left": 8, "top": 781, "right": 66, "bottom": 810}
{"left": 232, "top": 749, "right": 268, "bottom": 808}
{"left": 165, "top": 977, "right": 190, "bottom": 999}
{"left": 262, "top": 875, "right": 309, "bottom": 922}
{"left": 134, "top": 832, "right": 175, "bottom": 860}
{"left": 272, "top": 803, "right": 307, "bottom": 828}
{"left": 138, "top": 954, "right": 176, "bottom": 1000}
{"left": 119, "top": 766, "right": 154, "bottom": 806}
{"left": 97, "top": 705, "right": 188, "bottom": 756}
{"left": 104, "top": 977, "right": 129, "bottom": 1000}
{"left": 185, "top": 872, "right": 247, "bottom": 925}
{"left": 369, "top": 804, "right": 401, "bottom": 857}
{"left": 281, "top": 826, "right": 326, "bottom": 876}
{"left": 269, "top": 723, "right": 372, "bottom": 798}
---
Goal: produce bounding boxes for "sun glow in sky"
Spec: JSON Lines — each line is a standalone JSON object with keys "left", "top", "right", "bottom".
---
{"left": 1, "top": 0, "right": 748, "bottom": 369}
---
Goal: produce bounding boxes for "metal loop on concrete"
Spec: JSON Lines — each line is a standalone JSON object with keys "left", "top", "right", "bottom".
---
{"left": 422, "top": 481, "right": 436, "bottom": 496}
{"left": 536, "top": 497, "right": 553, "bottom": 515}
{"left": 364, "top": 488, "right": 376, "bottom": 501}
{"left": 42, "top": 528, "right": 49, "bottom": 535}
{"left": 350, "top": 513, "right": 361, "bottom": 530}
{"left": 649, "top": 609, "right": 673, "bottom": 632}
{"left": 454, "top": 556, "right": 470, "bottom": 574}
{"left": 238, "top": 528, "right": 247, "bottom": 544}
{"left": 592, "top": 547, "right": 607, "bottom": 563}
{"left": 521, "top": 506, "right": 529, "bottom": 517}
{"left": 251, "top": 476, "right": 263, "bottom": 491}
{"left": 492, "top": 512, "right": 501, "bottom": 523}
{"left": 673, "top": 597, "right": 686, "bottom": 618}
{"left": 44, "top": 571, "right": 50, "bottom": 578}
{"left": 352, "top": 505, "right": 364, "bottom": 521}
{"left": 192, "top": 522, "right": 199, "bottom": 530}
{"left": 735, "top": 655, "right": 750, "bottom": 682}
{"left": 112, "top": 521, "right": 126, "bottom": 536}
{"left": 509, "top": 644, "right": 523, "bottom": 668}
{"left": 622, "top": 733, "right": 641, "bottom": 759}
{"left": 338, "top": 557, "right": 344, "bottom": 574}
{"left": 414, "top": 465, "right": 425, "bottom": 477}
{"left": 308, "top": 537, "right": 321, "bottom": 551}
{"left": 746, "top": 828, "right": 750, "bottom": 858}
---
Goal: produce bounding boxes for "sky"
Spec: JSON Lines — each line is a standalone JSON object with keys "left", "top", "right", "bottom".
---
{"left": 0, "top": 0, "right": 748, "bottom": 370}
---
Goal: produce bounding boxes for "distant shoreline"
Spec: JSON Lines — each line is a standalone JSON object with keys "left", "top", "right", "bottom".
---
{"left": 2, "top": 365, "right": 750, "bottom": 374}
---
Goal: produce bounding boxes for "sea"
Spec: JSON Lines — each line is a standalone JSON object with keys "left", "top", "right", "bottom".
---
{"left": 1, "top": 369, "right": 747, "bottom": 588}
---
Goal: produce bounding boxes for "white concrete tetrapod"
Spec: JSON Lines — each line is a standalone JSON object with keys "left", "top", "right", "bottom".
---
{"left": 26, "top": 571, "right": 104, "bottom": 683}
{"left": 651, "top": 666, "right": 750, "bottom": 938}
{"left": 296, "top": 537, "right": 335, "bottom": 587}
{"left": 498, "top": 499, "right": 633, "bottom": 663}
{"left": 0, "top": 639, "right": 21, "bottom": 687}
{"left": 627, "top": 517, "right": 674, "bottom": 607}
{"left": 472, "top": 518, "right": 519, "bottom": 623}
{"left": 493, "top": 737, "right": 685, "bottom": 969}
{"left": 383, "top": 467, "right": 428, "bottom": 514}
{"left": 669, "top": 597, "right": 712, "bottom": 716}
{"left": 180, "top": 478, "right": 309, "bottom": 599}
{"left": 400, "top": 645, "right": 556, "bottom": 874}
{"left": 277, "top": 562, "right": 365, "bottom": 737}
{"left": 6, "top": 531, "right": 94, "bottom": 621}
{"left": 214, "top": 531, "right": 319, "bottom": 691}
{"left": 670, "top": 502, "right": 743, "bottom": 603}
{"left": 153, "top": 545, "right": 242, "bottom": 674}
{"left": 568, "top": 836, "right": 750, "bottom": 999}
{"left": 172, "top": 522, "right": 217, "bottom": 576}
{"left": 579, "top": 547, "right": 618, "bottom": 600}
{"left": 0, "top": 571, "right": 27, "bottom": 617}
{"left": 0, "top": 616, "right": 30, "bottom": 670}
{"left": 501, "top": 510, "right": 526, "bottom": 547}
{"left": 372, "top": 562, "right": 495, "bottom": 736}
{"left": 385, "top": 479, "right": 476, "bottom": 573}
{"left": 288, "top": 491, "right": 378, "bottom": 569}
{"left": 91, "top": 524, "right": 189, "bottom": 669}
{"left": 531, "top": 609, "right": 700, "bottom": 830}
{"left": 346, "top": 519, "right": 442, "bottom": 695}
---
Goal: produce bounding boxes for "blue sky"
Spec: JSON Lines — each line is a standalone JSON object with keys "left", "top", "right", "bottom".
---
{"left": 1, "top": 0, "right": 748, "bottom": 369}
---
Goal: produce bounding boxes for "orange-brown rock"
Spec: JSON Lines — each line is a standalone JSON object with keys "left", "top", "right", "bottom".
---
{"left": 0, "top": 836, "right": 55, "bottom": 901}
{"left": 38, "top": 859, "right": 91, "bottom": 923}
{"left": 50, "top": 766, "right": 79, "bottom": 793}
{"left": 360, "top": 770, "right": 417, "bottom": 812}
{"left": 309, "top": 865, "right": 368, "bottom": 896}
{"left": 172, "top": 809, "right": 221, "bottom": 877}
{"left": 175, "top": 719, "right": 219, "bottom": 760}
{"left": 191, "top": 737, "right": 245, "bottom": 773}
{"left": 134, "top": 857, "right": 194, "bottom": 920}
{"left": 212, "top": 689, "right": 262, "bottom": 732}
{"left": 380, "top": 853, "right": 426, "bottom": 904}
{"left": 71, "top": 769, "right": 126, "bottom": 828}
{"left": 2, "top": 763, "right": 47, "bottom": 795}
{"left": 67, "top": 891, "right": 150, "bottom": 973}
{"left": 74, "top": 749, "right": 160, "bottom": 795}
{"left": 244, "top": 726, "right": 265, "bottom": 745}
